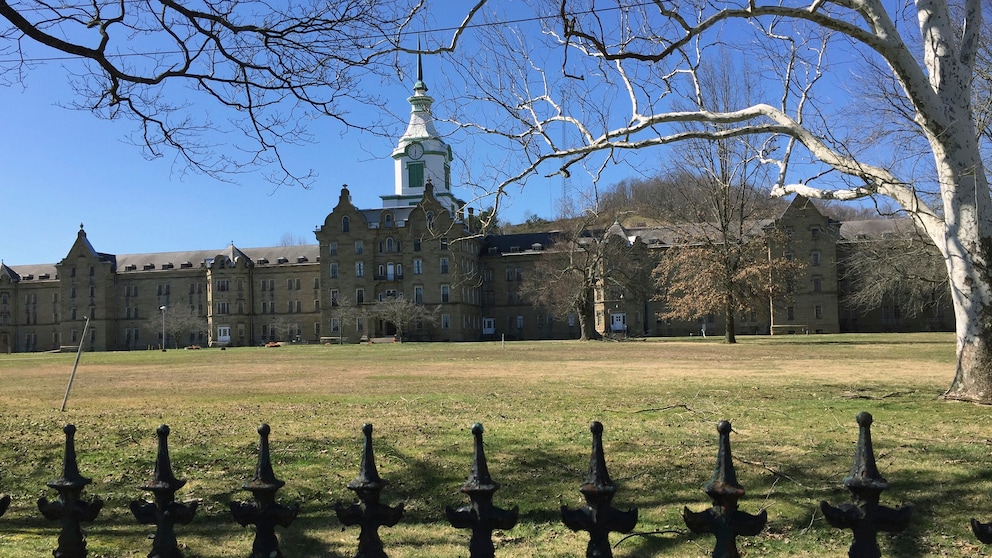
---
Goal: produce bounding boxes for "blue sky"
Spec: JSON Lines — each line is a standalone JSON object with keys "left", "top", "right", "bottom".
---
{"left": 0, "top": 56, "right": 589, "bottom": 266}
{"left": 2, "top": 1, "right": 653, "bottom": 266}
{"left": 0, "top": 1, "right": 874, "bottom": 267}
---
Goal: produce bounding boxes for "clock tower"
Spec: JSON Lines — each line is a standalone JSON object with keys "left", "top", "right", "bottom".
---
{"left": 382, "top": 51, "right": 461, "bottom": 214}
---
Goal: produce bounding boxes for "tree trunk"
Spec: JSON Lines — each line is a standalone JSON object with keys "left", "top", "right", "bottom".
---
{"left": 576, "top": 296, "right": 598, "bottom": 341}
{"left": 940, "top": 232, "right": 992, "bottom": 402}
{"left": 724, "top": 300, "right": 737, "bottom": 344}
{"left": 931, "top": 129, "right": 992, "bottom": 403}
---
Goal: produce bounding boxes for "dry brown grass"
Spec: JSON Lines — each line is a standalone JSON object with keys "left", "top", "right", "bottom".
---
{"left": 2, "top": 333, "right": 990, "bottom": 557}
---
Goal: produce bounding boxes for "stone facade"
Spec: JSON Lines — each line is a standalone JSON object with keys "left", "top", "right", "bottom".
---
{"left": 0, "top": 70, "right": 953, "bottom": 353}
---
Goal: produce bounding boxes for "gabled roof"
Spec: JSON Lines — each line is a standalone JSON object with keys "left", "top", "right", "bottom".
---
{"left": 482, "top": 232, "right": 560, "bottom": 255}
{"left": 0, "top": 262, "right": 20, "bottom": 282}
{"left": 838, "top": 218, "right": 918, "bottom": 241}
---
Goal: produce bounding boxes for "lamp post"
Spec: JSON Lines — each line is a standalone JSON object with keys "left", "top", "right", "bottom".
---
{"left": 159, "top": 305, "right": 167, "bottom": 352}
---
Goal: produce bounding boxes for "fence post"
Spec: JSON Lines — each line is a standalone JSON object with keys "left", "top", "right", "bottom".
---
{"left": 230, "top": 424, "right": 298, "bottom": 558}
{"left": 683, "top": 420, "right": 767, "bottom": 558}
{"left": 820, "top": 412, "right": 912, "bottom": 558}
{"left": 445, "top": 423, "right": 519, "bottom": 558}
{"left": 37, "top": 424, "right": 104, "bottom": 558}
{"left": 561, "top": 421, "right": 638, "bottom": 558}
{"left": 335, "top": 423, "right": 404, "bottom": 558}
{"left": 130, "top": 424, "right": 199, "bottom": 558}
{"left": 0, "top": 476, "right": 8, "bottom": 518}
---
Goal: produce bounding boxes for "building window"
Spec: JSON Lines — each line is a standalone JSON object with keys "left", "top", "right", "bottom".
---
{"left": 811, "top": 227, "right": 821, "bottom": 240}
{"left": 811, "top": 251, "right": 821, "bottom": 266}
{"left": 441, "top": 285, "right": 450, "bottom": 303}
{"left": 440, "top": 237, "right": 449, "bottom": 250}
{"left": 331, "top": 318, "right": 340, "bottom": 332}
{"left": 414, "top": 286, "right": 424, "bottom": 304}
{"left": 216, "top": 280, "right": 229, "bottom": 292}
{"left": 516, "top": 315, "right": 524, "bottom": 329}
{"left": 413, "top": 238, "right": 422, "bottom": 252}
{"left": 342, "top": 216, "right": 350, "bottom": 233}
{"left": 812, "top": 277, "right": 822, "bottom": 293}
{"left": 414, "top": 259, "right": 423, "bottom": 275}
{"left": 440, "top": 258, "right": 449, "bottom": 274}
{"left": 261, "top": 280, "right": 267, "bottom": 291}
{"left": 356, "top": 316, "right": 364, "bottom": 332}
{"left": 356, "top": 262, "right": 365, "bottom": 277}
{"left": 408, "top": 162, "right": 425, "bottom": 189}
{"left": 217, "top": 302, "right": 230, "bottom": 314}
{"left": 331, "top": 289, "right": 339, "bottom": 307}
{"left": 787, "top": 306, "right": 795, "bottom": 321}
{"left": 261, "top": 301, "right": 268, "bottom": 314}
{"left": 441, "top": 314, "right": 451, "bottom": 330}
{"left": 384, "top": 213, "right": 393, "bottom": 228}
{"left": 356, "top": 288, "right": 365, "bottom": 304}
{"left": 313, "top": 277, "right": 320, "bottom": 289}
{"left": 329, "top": 242, "right": 338, "bottom": 256}
{"left": 814, "top": 305, "right": 823, "bottom": 319}
{"left": 355, "top": 240, "right": 364, "bottom": 254}
{"left": 330, "top": 263, "right": 339, "bottom": 279}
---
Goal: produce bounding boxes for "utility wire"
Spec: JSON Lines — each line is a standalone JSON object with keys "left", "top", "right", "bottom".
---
{"left": 0, "top": 1, "right": 657, "bottom": 65}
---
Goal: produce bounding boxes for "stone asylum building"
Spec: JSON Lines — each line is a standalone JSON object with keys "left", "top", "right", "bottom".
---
{"left": 0, "top": 72, "right": 952, "bottom": 353}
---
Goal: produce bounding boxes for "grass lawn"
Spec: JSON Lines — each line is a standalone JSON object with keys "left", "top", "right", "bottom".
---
{"left": 0, "top": 332, "right": 990, "bottom": 556}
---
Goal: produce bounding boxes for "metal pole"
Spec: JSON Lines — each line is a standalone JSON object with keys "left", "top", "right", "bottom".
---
{"left": 160, "top": 305, "right": 167, "bottom": 351}
{"left": 61, "top": 316, "right": 89, "bottom": 412}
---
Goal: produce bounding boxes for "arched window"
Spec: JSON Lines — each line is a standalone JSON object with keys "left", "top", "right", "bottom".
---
{"left": 383, "top": 213, "right": 393, "bottom": 228}
{"left": 426, "top": 211, "right": 435, "bottom": 229}
{"left": 342, "top": 216, "right": 350, "bottom": 233}
{"left": 386, "top": 238, "right": 394, "bottom": 253}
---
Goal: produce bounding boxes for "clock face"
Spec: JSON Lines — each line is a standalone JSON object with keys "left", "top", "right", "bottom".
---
{"left": 406, "top": 143, "right": 424, "bottom": 160}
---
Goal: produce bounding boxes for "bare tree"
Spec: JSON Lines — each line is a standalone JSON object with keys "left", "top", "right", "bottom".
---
{"left": 447, "top": 0, "right": 992, "bottom": 402}
{"left": 654, "top": 226, "right": 802, "bottom": 342}
{"left": 840, "top": 222, "right": 951, "bottom": 320}
{"left": 520, "top": 217, "right": 650, "bottom": 341}
{"left": 163, "top": 304, "right": 207, "bottom": 348}
{"left": 278, "top": 233, "right": 310, "bottom": 247}
{"left": 370, "top": 295, "right": 438, "bottom": 342}
{"left": 328, "top": 297, "right": 365, "bottom": 343}
{"left": 0, "top": 0, "right": 487, "bottom": 186}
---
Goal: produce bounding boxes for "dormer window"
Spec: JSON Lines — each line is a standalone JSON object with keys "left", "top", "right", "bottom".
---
{"left": 383, "top": 213, "right": 394, "bottom": 228}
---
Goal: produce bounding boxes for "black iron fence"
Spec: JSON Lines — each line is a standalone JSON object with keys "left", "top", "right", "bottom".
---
{"left": 1, "top": 413, "right": 990, "bottom": 558}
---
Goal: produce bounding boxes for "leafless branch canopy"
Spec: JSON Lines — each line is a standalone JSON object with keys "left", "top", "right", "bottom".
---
{"left": 441, "top": 0, "right": 986, "bottom": 238}
{"left": 0, "top": 0, "right": 454, "bottom": 186}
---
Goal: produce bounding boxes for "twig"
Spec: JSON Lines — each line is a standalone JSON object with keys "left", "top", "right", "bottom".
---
{"left": 613, "top": 529, "right": 686, "bottom": 548}
{"left": 735, "top": 456, "right": 807, "bottom": 488}
{"left": 635, "top": 403, "right": 696, "bottom": 414}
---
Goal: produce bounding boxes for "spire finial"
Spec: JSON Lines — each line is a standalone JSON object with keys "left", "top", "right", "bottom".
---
{"left": 417, "top": 36, "right": 423, "bottom": 83}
